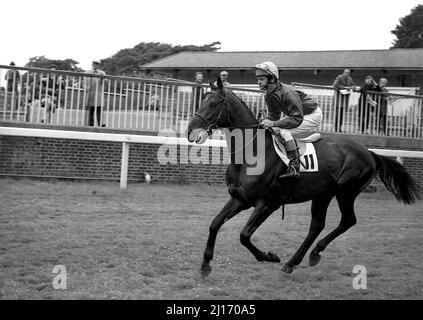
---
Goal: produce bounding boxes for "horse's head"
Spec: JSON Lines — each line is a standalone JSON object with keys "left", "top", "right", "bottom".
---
{"left": 187, "top": 76, "right": 229, "bottom": 144}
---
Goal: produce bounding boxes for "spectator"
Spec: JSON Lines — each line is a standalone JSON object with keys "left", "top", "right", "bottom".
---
{"left": 148, "top": 92, "right": 160, "bottom": 110}
{"left": 213, "top": 70, "right": 231, "bottom": 87}
{"left": 5, "top": 62, "right": 20, "bottom": 93}
{"left": 38, "top": 64, "right": 65, "bottom": 123}
{"left": 332, "top": 69, "right": 355, "bottom": 132}
{"left": 357, "top": 75, "right": 378, "bottom": 134}
{"left": 375, "top": 78, "right": 389, "bottom": 135}
{"left": 193, "top": 71, "right": 205, "bottom": 111}
{"left": 21, "top": 71, "right": 36, "bottom": 122}
{"left": 84, "top": 61, "right": 106, "bottom": 127}
{"left": 4, "top": 62, "right": 20, "bottom": 109}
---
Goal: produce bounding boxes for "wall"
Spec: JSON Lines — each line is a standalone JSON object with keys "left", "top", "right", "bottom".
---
{"left": 1, "top": 132, "right": 422, "bottom": 191}
{"left": 0, "top": 135, "right": 227, "bottom": 184}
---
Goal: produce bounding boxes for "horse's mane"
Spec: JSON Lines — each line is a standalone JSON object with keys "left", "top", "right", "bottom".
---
{"left": 226, "top": 90, "right": 259, "bottom": 124}
{"left": 226, "top": 90, "right": 278, "bottom": 146}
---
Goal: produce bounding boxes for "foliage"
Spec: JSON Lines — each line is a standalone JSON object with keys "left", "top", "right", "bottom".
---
{"left": 391, "top": 4, "right": 423, "bottom": 48}
{"left": 25, "top": 56, "right": 82, "bottom": 71}
{"left": 99, "top": 41, "right": 221, "bottom": 76}
{"left": 22, "top": 41, "right": 220, "bottom": 76}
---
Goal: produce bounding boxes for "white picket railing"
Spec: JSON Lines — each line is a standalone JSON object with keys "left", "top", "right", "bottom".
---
{"left": 292, "top": 82, "right": 423, "bottom": 139}
{"left": 0, "top": 65, "right": 265, "bottom": 134}
{"left": 1, "top": 65, "right": 423, "bottom": 139}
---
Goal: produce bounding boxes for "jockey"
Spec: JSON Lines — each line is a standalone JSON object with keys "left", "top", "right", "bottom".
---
{"left": 253, "top": 61, "right": 323, "bottom": 179}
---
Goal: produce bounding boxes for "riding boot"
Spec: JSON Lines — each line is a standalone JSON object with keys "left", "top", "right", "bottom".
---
{"left": 279, "top": 139, "right": 300, "bottom": 179}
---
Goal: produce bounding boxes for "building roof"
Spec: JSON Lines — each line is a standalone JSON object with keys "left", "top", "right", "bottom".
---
{"left": 140, "top": 49, "right": 423, "bottom": 70}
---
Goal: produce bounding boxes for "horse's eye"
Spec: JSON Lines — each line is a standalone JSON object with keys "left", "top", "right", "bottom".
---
{"left": 204, "top": 96, "right": 218, "bottom": 106}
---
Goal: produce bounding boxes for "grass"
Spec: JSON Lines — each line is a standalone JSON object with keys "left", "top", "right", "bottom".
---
{"left": 0, "top": 178, "right": 422, "bottom": 300}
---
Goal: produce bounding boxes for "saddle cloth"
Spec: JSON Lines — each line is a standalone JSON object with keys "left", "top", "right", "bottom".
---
{"left": 272, "top": 133, "right": 320, "bottom": 172}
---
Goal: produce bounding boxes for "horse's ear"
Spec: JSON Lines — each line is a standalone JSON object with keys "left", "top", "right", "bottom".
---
{"left": 209, "top": 80, "right": 218, "bottom": 91}
{"left": 216, "top": 76, "right": 224, "bottom": 90}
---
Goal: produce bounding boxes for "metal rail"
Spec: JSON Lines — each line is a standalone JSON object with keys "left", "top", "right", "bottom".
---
{"left": 1, "top": 66, "right": 422, "bottom": 138}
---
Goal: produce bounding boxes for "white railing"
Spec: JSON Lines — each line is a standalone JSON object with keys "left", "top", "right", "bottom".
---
{"left": 292, "top": 82, "right": 423, "bottom": 139}
{"left": 1, "top": 65, "right": 423, "bottom": 139}
{"left": 0, "top": 65, "right": 265, "bottom": 134}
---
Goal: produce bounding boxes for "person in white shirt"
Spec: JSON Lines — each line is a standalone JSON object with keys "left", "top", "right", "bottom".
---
{"left": 213, "top": 70, "right": 231, "bottom": 87}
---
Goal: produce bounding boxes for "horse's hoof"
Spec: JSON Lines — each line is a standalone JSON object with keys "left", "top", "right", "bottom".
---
{"left": 267, "top": 251, "right": 281, "bottom": 263}
{"left": 282, "top": 263, "right": 294, "bottom": 274}
{"left": 200, "top": 265, "right": 212, "bottom": 277}
{"left": 309, "top": 253, "right": 321, "bottom": 266}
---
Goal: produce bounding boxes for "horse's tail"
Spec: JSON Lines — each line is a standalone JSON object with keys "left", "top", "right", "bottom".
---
{"left": 370, "top": 151, "right": 421, "bottom": 204}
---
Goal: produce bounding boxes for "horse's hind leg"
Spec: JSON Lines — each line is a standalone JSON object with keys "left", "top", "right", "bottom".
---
{"left": 309, "top": 192, "right": 358, "bottom": 267}
{"left": 239, "top": 201, "right": 280, "bottom": 263}
{"left": 282, "top": 196, "right": 332, "bottom": 273}
{"left": 201, "top": 197, "right": 249, "bottom": 277}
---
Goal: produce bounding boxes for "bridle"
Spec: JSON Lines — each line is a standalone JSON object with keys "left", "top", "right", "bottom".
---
{"left": 193, "top": 91, "right": 262, "bottom": 136}
{"left": 193, "top": 91, "right": 230, "bottom": 135}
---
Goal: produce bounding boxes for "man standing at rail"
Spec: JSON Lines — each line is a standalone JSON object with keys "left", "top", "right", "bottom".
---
{"left": 213, "top": 71, "right": 231, "bottom": 87}
{"left": 332, "top": 69, "right": 355, "bottom": 132}
{"left": 84, "top": 61, "right": 107, "bottom": 127}
{"left": 193, "top": 71, "right": 205, "bottom": 111}
{"left": 375, "top": 78, "right": 389, "bottom": 135}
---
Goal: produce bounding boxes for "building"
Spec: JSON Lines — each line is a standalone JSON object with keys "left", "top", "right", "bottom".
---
{"left": 140, "top": 49, "right": 423, "bottom": 92}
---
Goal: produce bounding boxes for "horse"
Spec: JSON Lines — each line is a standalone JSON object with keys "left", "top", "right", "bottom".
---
{"left": 186, "top": 77, "right": 421, "bottom": 276}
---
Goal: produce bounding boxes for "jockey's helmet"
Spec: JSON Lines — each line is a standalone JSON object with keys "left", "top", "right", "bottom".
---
{"left": 253, "top": 62, "right": 279, "bottom": 80}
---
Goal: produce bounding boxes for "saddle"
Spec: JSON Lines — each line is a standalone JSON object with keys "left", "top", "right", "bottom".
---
{"left": 272, "top": 132, "right": 322, "bottom": 172}
{"left": 273, "top": 132, "right": 321, "bottom": 157}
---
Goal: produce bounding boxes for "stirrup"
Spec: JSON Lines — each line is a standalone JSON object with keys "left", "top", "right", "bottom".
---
{"left": 278, "top": 165, "right": 300, "bottom": 179}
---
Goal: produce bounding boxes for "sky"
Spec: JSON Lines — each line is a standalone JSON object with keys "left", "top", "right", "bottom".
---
{"left": 1, "top": 0, "right": 422, "bottom": 70}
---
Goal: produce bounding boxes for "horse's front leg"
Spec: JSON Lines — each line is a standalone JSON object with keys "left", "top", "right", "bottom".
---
{"left": 240, "top": 201, "right": 280, "bottom": 263}
{"left": 201, "top": 197, "right": 249, "bottom": 277}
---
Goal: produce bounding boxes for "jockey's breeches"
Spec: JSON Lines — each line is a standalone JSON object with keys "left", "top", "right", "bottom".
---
{"left": 273, "top": 106, "right": 322, "bottom": 142}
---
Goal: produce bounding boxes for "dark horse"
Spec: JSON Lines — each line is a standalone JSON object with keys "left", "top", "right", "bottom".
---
{"left": 187, "top": 77, "right": 420, "bottom": 276}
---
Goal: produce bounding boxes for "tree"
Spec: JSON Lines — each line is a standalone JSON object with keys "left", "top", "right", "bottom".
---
{"left": 391, "top": 4, "right": 423, "bottom": 48}
{"left": 25, "top": 56, "right": 82, "bottom": 71}
{"left": 99, "top": 41, "right": 221, "bottom": 76}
